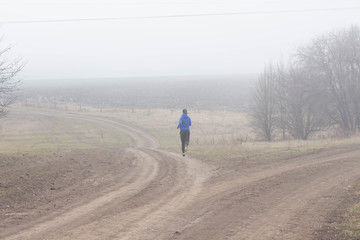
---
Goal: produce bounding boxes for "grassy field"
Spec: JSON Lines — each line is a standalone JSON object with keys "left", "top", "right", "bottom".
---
{"left": 68, "top": 105, "right": 360, "bottom": 162}
{"left": 0, "top": 107, "right": 130, "bottom": 154}
{"left": 10, "top": 104, "right": 360, "bottom": 161}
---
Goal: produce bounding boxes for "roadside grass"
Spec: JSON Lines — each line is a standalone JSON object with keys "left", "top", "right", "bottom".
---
{"left": 190, "top": 143, "right": 317, "bottom": 161}
{"left": 341, "top": 202, "right": 360, "bottom": 239}
{"left": 328, "top": 184, "right": 360, "bottom": 240}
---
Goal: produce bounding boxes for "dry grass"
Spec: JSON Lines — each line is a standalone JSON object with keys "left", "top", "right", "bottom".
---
{"left": 341, "top": 203, "right": 360, "bottom": 239}
{"left": 0, "top": 107, "right": 130, "bottom": 153}
{"left": 10, "top": 104, "right": 360, "bottom": 158}
{"left": 329, "top": 185, "right": 360, "bottom": 240}
{"left": 75, "top": 106, "right": 360, "bottom": 155}
{"left": 80, "top": 107, "right": 255, "bottom": 151}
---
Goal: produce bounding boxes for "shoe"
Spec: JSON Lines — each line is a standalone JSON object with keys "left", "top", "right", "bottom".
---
{"left": 182, "top": 153, "right": 185, "bottom": 157}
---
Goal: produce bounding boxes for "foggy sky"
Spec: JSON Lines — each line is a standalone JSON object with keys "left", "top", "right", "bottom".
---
{"left": 1, "top": 0, "right": 360, "bottom": 81}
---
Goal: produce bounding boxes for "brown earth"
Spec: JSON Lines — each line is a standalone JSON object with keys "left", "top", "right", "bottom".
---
{"left": 1, "top": 110, "right": 360, "bottom": 240}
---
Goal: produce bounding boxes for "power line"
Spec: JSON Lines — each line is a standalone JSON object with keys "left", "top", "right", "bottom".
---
{"left": 1, "top": 6, "right": 360, "bottom": 24}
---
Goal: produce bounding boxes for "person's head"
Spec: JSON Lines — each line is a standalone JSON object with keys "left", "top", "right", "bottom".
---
{"left": 182, "top": 109, "right": 187, "bottom": 114}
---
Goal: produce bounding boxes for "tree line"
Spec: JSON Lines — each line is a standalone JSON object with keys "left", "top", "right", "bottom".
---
{"left": 252, "top": 25, "right": 360, "bottom": 141}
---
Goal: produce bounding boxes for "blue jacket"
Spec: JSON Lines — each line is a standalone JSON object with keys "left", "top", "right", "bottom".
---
{"left": 178, "top": 114, "right": 191, "bottom": 130}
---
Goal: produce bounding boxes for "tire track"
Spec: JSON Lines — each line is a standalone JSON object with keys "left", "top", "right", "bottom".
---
{"left": 52, "top": 151, "right": 210, "bottom": 240}
{"left": 229, "top": 157, "right": 360, "bottom": 240}
{"left": 2, "top": 148, "right": 159, "bottom": 240}
{"left": 170, "top": 148, "right": 360, "bottom": 240}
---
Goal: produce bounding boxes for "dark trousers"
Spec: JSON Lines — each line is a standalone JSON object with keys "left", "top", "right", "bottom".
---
{"left": 180, "top": 130, "right": 190, "bottom": 153}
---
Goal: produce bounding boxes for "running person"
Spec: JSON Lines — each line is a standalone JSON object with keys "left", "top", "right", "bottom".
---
{"left": 177, "top": 109, "right": 191, "bottom": 157}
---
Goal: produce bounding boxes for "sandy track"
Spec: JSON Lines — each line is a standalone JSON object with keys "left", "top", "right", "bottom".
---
{"left": 3, "top": 110, "right": 360, "bottom": 240}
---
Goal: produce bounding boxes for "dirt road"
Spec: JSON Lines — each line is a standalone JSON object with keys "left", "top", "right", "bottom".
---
{"left": 1, "top": 110, "right": 360, "bottom": 239}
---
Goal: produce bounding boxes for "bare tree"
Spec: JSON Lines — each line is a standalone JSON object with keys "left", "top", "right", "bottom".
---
{"left": 0, "top": 42, "right": 22, "bottom": 117}
{"left": 251, "top": 25, "right": 360, "bottom": 140}
{"left": 297, "top": 25, "right": 360, "bottom": 133}
{"left": 285, "top": 65, "right": 330, "bottom": 140}
{"left": 251, "top": 63, "right": 276, "bottom": 141}
{"left": 253, "top": 58, "right": 331, "bottom": 141}
{"left": 273, "top": 61, "right": 288, "bottom": 140}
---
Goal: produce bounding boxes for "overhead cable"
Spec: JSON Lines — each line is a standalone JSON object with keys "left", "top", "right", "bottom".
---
{"left": 1, "top": 7, "right": 360, "bottom": 24}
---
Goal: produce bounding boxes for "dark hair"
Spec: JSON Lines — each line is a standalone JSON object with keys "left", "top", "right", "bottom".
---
{"left": 183, "top": 109, "right": 187, "bottom": 114}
